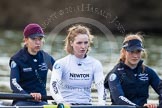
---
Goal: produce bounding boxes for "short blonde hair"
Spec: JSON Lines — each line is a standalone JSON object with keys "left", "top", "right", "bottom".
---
{"left": 64, "top": 24, "right": 94, "bottom": 54}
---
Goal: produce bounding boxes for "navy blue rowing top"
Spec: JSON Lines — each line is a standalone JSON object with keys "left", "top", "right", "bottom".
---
{"left": 9, "top": 46, "right": 55, "bottom": 99}
{"left": 104, "top": 60, "right": 160, "bottom": 106}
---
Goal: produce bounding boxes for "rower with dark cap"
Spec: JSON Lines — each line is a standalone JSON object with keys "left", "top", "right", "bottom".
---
{"left": 104, "top": 33, "right": 161, "bottom": 108}
{"left": 9, "top": 23, "right": 55, "bottom": 106}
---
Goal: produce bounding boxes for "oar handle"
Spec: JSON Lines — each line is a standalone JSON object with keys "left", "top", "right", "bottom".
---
{"left": 0, "top": 92, "right": 53, "bottom": 100}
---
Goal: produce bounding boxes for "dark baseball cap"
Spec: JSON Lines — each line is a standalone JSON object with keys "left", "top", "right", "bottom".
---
{"left": 123, "top": 39, "right": 144, "bottom": 52}
{"left": 23, "top": 23, "right": 45, "bottom": 38}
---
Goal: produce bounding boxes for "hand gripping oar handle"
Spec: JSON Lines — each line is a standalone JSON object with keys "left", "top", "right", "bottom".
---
{"left": 0, "top": 92, "right": 53, "bottom": 100}
{"left": 136, "top": 106, "right": 160, "bottom": 108}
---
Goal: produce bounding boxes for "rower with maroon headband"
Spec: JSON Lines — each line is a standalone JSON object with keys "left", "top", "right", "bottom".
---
{"left": 9, "top": 23, "right": 55, "bottom": 106}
